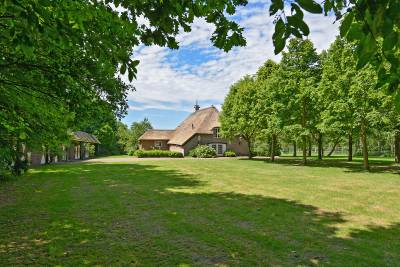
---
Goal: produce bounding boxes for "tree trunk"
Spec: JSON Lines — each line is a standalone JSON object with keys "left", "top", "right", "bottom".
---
{"left": 348, "top": 132, "right": 353, "bottom": 161}
{"left": 302, "top": 135, "right": 307, "bottom": 165}
{"left": 317, "top": 132, "right": 323, "bottom": 160}
{"left": 14, "top": 141, "right": 22, "bottom": 176}
{"left": 327, "top": 137, "right": 340, "bottom": 157}
{"left": 394, "top": 131, "right": 400, "bottom": 163}
{"left": 308, "top": 138, "right": 312, "bottom": 157}
{"left": 45, "top": 146, "right": 50, "bottom": 164}
{"left": 293, "top": 141, "right": 297, "bottom": 157}
{"left": 360, "top": 120, "right": 369, "bottom": 170}
{"left": 247, "top": 138, "right": 252, "bottom": 159}
{"left": 271, "top": 134, "right": 276, "bottom": 162}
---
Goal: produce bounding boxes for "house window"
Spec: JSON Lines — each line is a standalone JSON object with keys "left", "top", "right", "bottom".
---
{"left": 217, "top": 144, "right": 223, "bottom": 155}
{"left": 213, "top": 127, "right": 220, "bottom": 138}
{"left": 154, "top": 141, "right": 162, "bottom": 149}
{"left": 208, "top": 143, "right": 226, "bottom": 156}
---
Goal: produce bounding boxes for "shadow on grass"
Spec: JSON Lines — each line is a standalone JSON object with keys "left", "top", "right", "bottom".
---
{"left": 244, "top": 156, "right": 400, "bottom": 174}
{"left": 0, "top": 163, "right": 399, "bottom": 266}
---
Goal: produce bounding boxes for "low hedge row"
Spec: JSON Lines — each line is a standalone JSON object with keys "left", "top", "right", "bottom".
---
{"left": 134, "top": 149, "right": 183, "bottom": 158}
{"left": 223, "top": 150, "right": 236, "bottom": 157}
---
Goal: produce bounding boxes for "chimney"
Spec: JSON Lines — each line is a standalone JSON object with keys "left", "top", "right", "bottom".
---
{"left": 194, "top": 100, "right": 200, "bottom": 111}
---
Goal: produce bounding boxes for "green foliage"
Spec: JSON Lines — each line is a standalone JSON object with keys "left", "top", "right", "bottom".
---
{"left": 116, "top": 122, "right": 131, "bottom": 154}
{"left": 135, "top": 150, "right": 183, "bottom": 158}
{"left": 269, "top": 0, "right": 400, "bottom": 92}
{"left": 223, "top": 150, "right": 236, "bottom": 157}
{"left": 130, "top": 118, "right": 153, "bottom": 151}
{"left": 220, "top": 76, "right": 259, "bottom": 158}
{"left": 189, "top": 145, "right": 217, "bottom": 158}
{"left": 228, "top": 37, "right": 394, "bottom": 168}
{"left": 0, "top": 0, "right": 249, "bottom": 175}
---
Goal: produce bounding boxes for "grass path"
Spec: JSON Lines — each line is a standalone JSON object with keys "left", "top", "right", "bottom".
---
{"left": 0, "top": 157, "right": 399, "bottom": 266}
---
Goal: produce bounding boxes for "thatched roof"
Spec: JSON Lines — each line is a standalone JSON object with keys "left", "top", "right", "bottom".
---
{"left": 138, "top": 106, "right": 220, "bottom": 145}
{"left": 168, "top": 106, "right": 220, "bottom": 145}
{"left": 139, "top": 130, "right": 175, "bottom": 140}
{"left": 72, "top": 131, "right": 100, "bottom": 144}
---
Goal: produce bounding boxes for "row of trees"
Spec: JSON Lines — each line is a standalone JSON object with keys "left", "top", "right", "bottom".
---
{"left": 221, "top": 37, "right": 398, "bottom": 170}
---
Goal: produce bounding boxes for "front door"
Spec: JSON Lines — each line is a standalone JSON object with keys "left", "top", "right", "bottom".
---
{"left": 209, "top": 143, "right": 226, "bottom": 156}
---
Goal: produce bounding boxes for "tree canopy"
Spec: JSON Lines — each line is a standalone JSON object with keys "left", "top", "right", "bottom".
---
{"left": 222, "top": 37, "right": 395, "bottom": 170}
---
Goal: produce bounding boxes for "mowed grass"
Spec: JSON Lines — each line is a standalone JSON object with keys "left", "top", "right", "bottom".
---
{"left": 0, "top": 157, "right": 399, "bottom": 266}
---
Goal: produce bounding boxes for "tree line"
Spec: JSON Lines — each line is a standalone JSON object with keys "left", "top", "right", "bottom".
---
{"left": 220, "top": 37, "right": 399, "bottom": 170}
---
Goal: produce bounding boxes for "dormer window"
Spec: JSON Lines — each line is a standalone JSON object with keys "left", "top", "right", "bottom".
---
{"left": 213, "top": 127, "right": 220, "bottom": 138}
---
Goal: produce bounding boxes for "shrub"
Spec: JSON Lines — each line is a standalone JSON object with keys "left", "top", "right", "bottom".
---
{"left": 128, "top": 150, "right": 135, "bottom": 156}
{"left": 134, "top": 149, "right": 183, "bottom": 158}
{"left": 224, "top": 150, "right": 236, "bottom": 157}
{"left": 189, "top": 145, "right": 217, "bottom": 158}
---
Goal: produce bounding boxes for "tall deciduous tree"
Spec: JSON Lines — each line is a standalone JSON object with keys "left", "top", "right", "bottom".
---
{"left": 319, "top": 38, "right": 358, "bottom": 161}
{"left": 220, "top": 76, "right": 259, "bottom": 158}
{"left": 255, "top": 60, "right": 284, "bottom": 162}
{"left": 280, "top": 38, "right": 321, "bottom": 164}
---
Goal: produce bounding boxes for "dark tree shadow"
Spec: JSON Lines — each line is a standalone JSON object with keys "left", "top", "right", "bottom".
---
{"left": 0, "top": 163, "right": 399, "bottom": 266}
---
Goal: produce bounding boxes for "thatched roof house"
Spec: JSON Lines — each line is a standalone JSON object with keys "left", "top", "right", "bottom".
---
{"left": 139, "top": 105, "right": 248, "bottom": 156}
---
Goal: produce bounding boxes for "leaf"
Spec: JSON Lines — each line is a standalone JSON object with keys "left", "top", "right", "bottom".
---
{"left": 347, "top": 23, "right": 364, "bottom": 41}
{"left": 291, "top": 3, "right": 304, "bottom": 20}
{"left": 383, "top": 31, "right": 398, "bottom": 52}
{"left": 287, "top": 15, "right": 309, "bottom": 36}
{"left": 128, "top": 69, "right": 135, "bottom": 82}
{"left": 131, "top": 60, "right": 140, "bottom": 67}
{"left": 295, "top": 0, "right": 323, "bottom": 14}
{"left": 19, "top": 132, "right": 27, "bottom": 140}
{"left": 273, "top": 18, "right": 286, "bottom": 54}
{"left": 340, "top": 12, "right": 354, "bottom": 37}
{"left": 120, "top": 63, "right": 127, "bottom": 75}
{"left": 356, "top": 33, "right": 376, "bottom": 69}
{"left": 269, "top": 0, "right": 284, "bottom": 15}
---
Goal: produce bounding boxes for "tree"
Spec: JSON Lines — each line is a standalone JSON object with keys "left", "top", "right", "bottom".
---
{"left": 319, "top": 38, "right": 358, "bottom": 161}
{"left": 279, "top": 39, "right": 321, "bottom": 164}
{"left": 320, "top": 38, "right": 391, "bottom": 170}
{"left": 116, "top": 122, "right": 131, "bottom": 154}
{"left": 255, "top": 60, "right": 284, "bottom": 162}
{"left": 130, "top": 118, "right": 153, "bottom": 151}
{"left": 220, "top": 76, "right": 259, "bottom": 158}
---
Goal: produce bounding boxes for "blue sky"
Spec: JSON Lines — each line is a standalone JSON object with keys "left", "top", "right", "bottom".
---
{"left": 121, "top": 0, "right": 338, "bottom": 129}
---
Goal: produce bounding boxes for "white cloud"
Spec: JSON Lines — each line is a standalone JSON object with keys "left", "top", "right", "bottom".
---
{"left": 126, "top": 2, "right": 338, "bottom": 112}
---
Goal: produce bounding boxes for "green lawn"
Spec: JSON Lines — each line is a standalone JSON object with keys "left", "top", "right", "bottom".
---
{"left": 0, "top": 157, "right": 399, "bottom": 266}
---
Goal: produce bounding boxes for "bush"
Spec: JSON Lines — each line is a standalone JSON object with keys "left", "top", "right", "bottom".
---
{"left": 128, "top": 150, "right": 135, "bottom": 156}
{"left": 224, "top": 150, "right": 236, "bottom": 157}
{"left": 134, "top": 149, "right": 183, "bottom": 158}
{"left": 189, "top": 145, "right": 217, "bottom": 158}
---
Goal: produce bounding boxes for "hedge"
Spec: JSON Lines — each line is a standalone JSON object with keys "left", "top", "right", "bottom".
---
{"left": 224, "top": 150, "right": 236, "bottom": 157}
{"left": 134, "top": 149, "right": 183, "bottom": 158}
